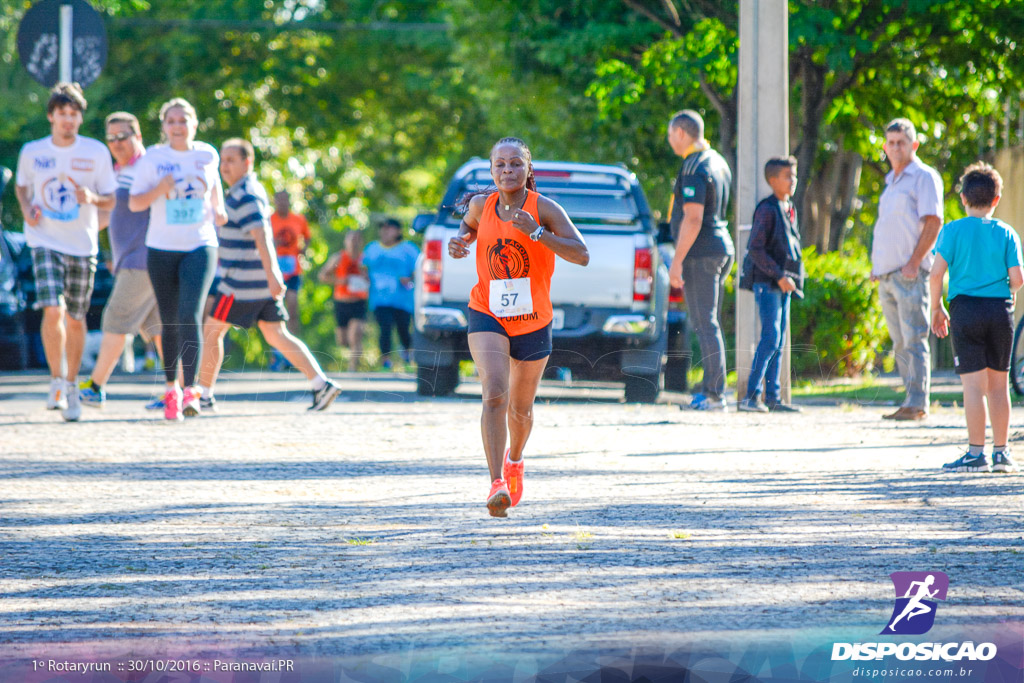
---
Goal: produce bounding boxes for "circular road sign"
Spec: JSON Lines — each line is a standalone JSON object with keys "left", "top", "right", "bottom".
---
{"left": 17, "top": 0, "right": 108, "bottom": 88}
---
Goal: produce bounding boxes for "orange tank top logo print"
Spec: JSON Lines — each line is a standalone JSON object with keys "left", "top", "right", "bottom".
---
{"left": 487, "top": 238, "right": 531, "bottom": 280}
{"left": 469, "top": 191, "right": 555, "bottom": 336}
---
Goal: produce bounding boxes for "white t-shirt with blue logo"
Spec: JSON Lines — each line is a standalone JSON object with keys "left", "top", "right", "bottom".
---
{"left": 15, "top": 135, "right": 117, "bottom": 257}
{"left": 131, "top": 142, "right": 221, "bottom": 252}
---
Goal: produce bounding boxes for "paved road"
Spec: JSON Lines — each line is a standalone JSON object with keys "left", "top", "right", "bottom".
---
{"left": 1, "top": 370, "right": 1021, "bottom": 663}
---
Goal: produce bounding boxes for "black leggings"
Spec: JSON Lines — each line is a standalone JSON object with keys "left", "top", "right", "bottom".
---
{"left": 147, "top": 246, "right": 217, "bottom": 386}
{"left": 374, "top": 306, "right": 412, "bottom": 357}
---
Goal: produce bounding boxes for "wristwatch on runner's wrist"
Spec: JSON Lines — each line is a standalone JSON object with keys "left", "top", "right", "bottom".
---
{"left": 529, "top": 225, "right": 545, "bottom": 242}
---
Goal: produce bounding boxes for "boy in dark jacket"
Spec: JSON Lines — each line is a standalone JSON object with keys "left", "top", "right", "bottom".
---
{"left": 739, "top": 156, "right": 803, "bottom": 413}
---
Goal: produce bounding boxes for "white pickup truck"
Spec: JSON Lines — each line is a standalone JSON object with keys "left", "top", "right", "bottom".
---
{"left": 411, "top": 159, "right": 681, "bottom": 402}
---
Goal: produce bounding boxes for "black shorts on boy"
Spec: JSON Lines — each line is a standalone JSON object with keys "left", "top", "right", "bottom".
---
{"left": 949, "top": 295, "right": 1013, "bottom": 374}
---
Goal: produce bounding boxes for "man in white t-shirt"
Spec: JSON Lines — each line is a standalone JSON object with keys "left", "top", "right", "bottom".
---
{"left": 14, "top": 82, "right": 117, "bottom": 421}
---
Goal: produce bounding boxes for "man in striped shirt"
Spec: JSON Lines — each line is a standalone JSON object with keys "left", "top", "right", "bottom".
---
{"left": 197, "top": 138, "right": 341, "bottom": 411}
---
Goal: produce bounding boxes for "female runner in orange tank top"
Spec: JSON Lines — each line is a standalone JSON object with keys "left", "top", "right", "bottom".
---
{"left": 449, "top": 137, "right": 590, "bottom": 517}
{"left": 318, "top": 230, "right": 368, "bottom": 372}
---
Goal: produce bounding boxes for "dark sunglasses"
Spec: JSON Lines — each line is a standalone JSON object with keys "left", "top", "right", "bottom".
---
{"left": 105, "top": 131, "right": 134, "bottom": 143}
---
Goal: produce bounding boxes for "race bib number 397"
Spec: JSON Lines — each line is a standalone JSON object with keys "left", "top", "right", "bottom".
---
{"left": 489, "top": 278, "right": 533, "bottom": 318}
{"left": 166, "top": 197, "right": 204, "bottom": 225}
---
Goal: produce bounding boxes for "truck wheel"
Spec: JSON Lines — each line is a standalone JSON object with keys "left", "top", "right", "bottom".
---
{"left": 417, "top": 363, "right": 460, "bottom": 397}
{"left": 664, "top": 317, "right": 690, "bottom": 393}
{"left": 664, "top": 354, "right": 690, "bottom": 393}
{"left": 623, "top": 372, "right": 661, "bottom": 403}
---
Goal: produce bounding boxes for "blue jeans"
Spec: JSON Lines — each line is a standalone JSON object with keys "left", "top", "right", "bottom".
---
{"left": 745, "top": 282, "right": 790, "bottom": 403}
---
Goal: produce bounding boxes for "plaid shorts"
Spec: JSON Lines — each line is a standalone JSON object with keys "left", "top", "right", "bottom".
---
{"left": 31, "top": 247, "right": 97, "bottom": 320}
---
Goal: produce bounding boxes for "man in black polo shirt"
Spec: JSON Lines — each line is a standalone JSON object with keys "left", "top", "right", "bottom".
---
{"left": 666, "top": 109, "right": 734, "bottom": 411}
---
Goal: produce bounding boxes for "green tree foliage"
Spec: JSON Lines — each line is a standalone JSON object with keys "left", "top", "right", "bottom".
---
{"left": 1, "top": 1, "right": 1015, "bottom": 374}
{"left": 602, "top": 0, "right": 1024, "bottom": 251}
{"left": 790, "top": 245, "right": 888, "bottom": 377}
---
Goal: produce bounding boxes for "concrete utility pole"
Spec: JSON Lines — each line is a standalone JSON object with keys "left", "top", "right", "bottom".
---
{"left": 735, "top": 0, "right": 790, "bottom": 402}
{"left": 59, "top": 1, "right": 73, "bottom": 83}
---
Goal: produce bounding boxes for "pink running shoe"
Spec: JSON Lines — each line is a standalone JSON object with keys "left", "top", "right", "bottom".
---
{"left": 486, "top": 479, "right": 511, "bottom": 518}
{"left": 182, "top": 386, "right": 202, "bottom": 418}
{"left": 164, "top": 387, "right": 184, "bottom": 422}
{"left": 502, "top": 448, "right": 525, "bottom": 507}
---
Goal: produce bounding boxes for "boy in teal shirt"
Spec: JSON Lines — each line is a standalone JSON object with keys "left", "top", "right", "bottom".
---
{"left": 931, "top": 162, "right": 1023, "bottom": 473}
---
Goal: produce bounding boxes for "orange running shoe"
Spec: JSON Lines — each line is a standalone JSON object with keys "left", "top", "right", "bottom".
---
{"left": 486, "top": 478, "right": 511, "bottom": 517}
{"left": 503, "top": 449, "right": 524, "bottom": 507}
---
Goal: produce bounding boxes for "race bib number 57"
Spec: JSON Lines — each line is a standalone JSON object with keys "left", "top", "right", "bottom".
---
{"left": 489, "top": 278, "right": 533, "bottom": 318}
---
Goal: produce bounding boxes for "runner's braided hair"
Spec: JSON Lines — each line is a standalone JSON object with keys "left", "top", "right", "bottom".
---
{"left": 455, "top": 137, "right": 536, "bottom": 213}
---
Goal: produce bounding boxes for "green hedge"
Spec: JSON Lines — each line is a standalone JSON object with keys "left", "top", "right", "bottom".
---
{"left": 721, "top": 244, "right": 889, "bottom": 379}
{"left": 790, "top": 245, "right": 889, "bottom": 377}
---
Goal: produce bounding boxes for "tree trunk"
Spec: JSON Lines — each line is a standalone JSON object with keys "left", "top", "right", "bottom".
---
{"left": 793, "top": 55, "right": 825, "bottom": 249}
{"left": 804, "top": 149, "right": 863, "bottom": 252}
{"left": 827, "top": 152, "right": 862, "bottom": 252}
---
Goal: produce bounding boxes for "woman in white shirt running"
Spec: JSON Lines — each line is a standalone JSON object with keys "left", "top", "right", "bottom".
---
{"left": 130, "top": 98, "right": 227, "bottom": 421}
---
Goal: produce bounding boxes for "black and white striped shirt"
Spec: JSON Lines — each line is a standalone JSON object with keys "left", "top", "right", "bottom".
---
{"left": 217, "top": 173, "right": 273, "bottom": 301}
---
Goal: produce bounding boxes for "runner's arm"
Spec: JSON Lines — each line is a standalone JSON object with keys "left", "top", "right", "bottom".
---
{"left": 77, "top": 188, "right": 115, "bottom": 211}
{"left": 251, "top": 226, "right": 286, "bottom": 298}
{"left": 449, "top": 195, "right": 485, "bottom": 258}
{"left": 319, "top": 252, "right": 342, "bottom": 284}
{"left": 15, "top": 185, "right": 41, "bottom": 226}
{"left": 518, "top": 196, "right": 589, "bottom": 266}
{"left": 129, "top": 174, "right": 175, "bottom": 212}
{"left": 211, "top": 175, "right": 228, "bottom": 226}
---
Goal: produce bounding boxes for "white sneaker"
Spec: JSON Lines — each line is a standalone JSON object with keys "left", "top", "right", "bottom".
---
{"left": 62, "top": 382, "right": 82, "bottom": 422}
{"left": 47, "top": 378, "right": 67, "bottom": 410}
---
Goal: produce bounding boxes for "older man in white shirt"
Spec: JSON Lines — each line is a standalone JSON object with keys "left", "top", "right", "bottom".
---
{"left": 871, "top": 118, "right": 944, "bottom": 421}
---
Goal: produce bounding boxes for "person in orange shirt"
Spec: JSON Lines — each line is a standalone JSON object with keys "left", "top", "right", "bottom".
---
{"left": 319, "top": 230, "right": 368, "bottom": 372}
{"left": 448, "top": 137, "right": 589, "bottom": 518}
{"left": 270, "top": 189, "right": 311, "bottom": 338}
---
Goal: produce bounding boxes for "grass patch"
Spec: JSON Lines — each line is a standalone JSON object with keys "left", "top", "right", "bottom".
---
{"left": 793, "top": 377, "right": 959, "bottom": 404}
{"left": 571, "top": 528, "right": 594, "bottom": 550}
{"left": 789, "top": 375, "right": 1022, "bottom": 406}
{"left": 345, "top": 538, "right": 375, "bottom": 546}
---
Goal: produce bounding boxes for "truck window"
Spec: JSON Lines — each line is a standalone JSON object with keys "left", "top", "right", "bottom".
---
{"left": 444, "top": 168, "right": 641, "bottom": 228}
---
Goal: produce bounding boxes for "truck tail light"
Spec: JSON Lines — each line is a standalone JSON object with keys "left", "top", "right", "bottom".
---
{"left": 633, "top": 246, "right": 653, "bottom": 303}
{"left": 423, "top": 239, "right": 443, "bottom": 295}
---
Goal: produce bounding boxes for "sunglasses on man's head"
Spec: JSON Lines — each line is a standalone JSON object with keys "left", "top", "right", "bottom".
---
{"left": 106, "top": 132, "right": 134, "bottom": 143}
